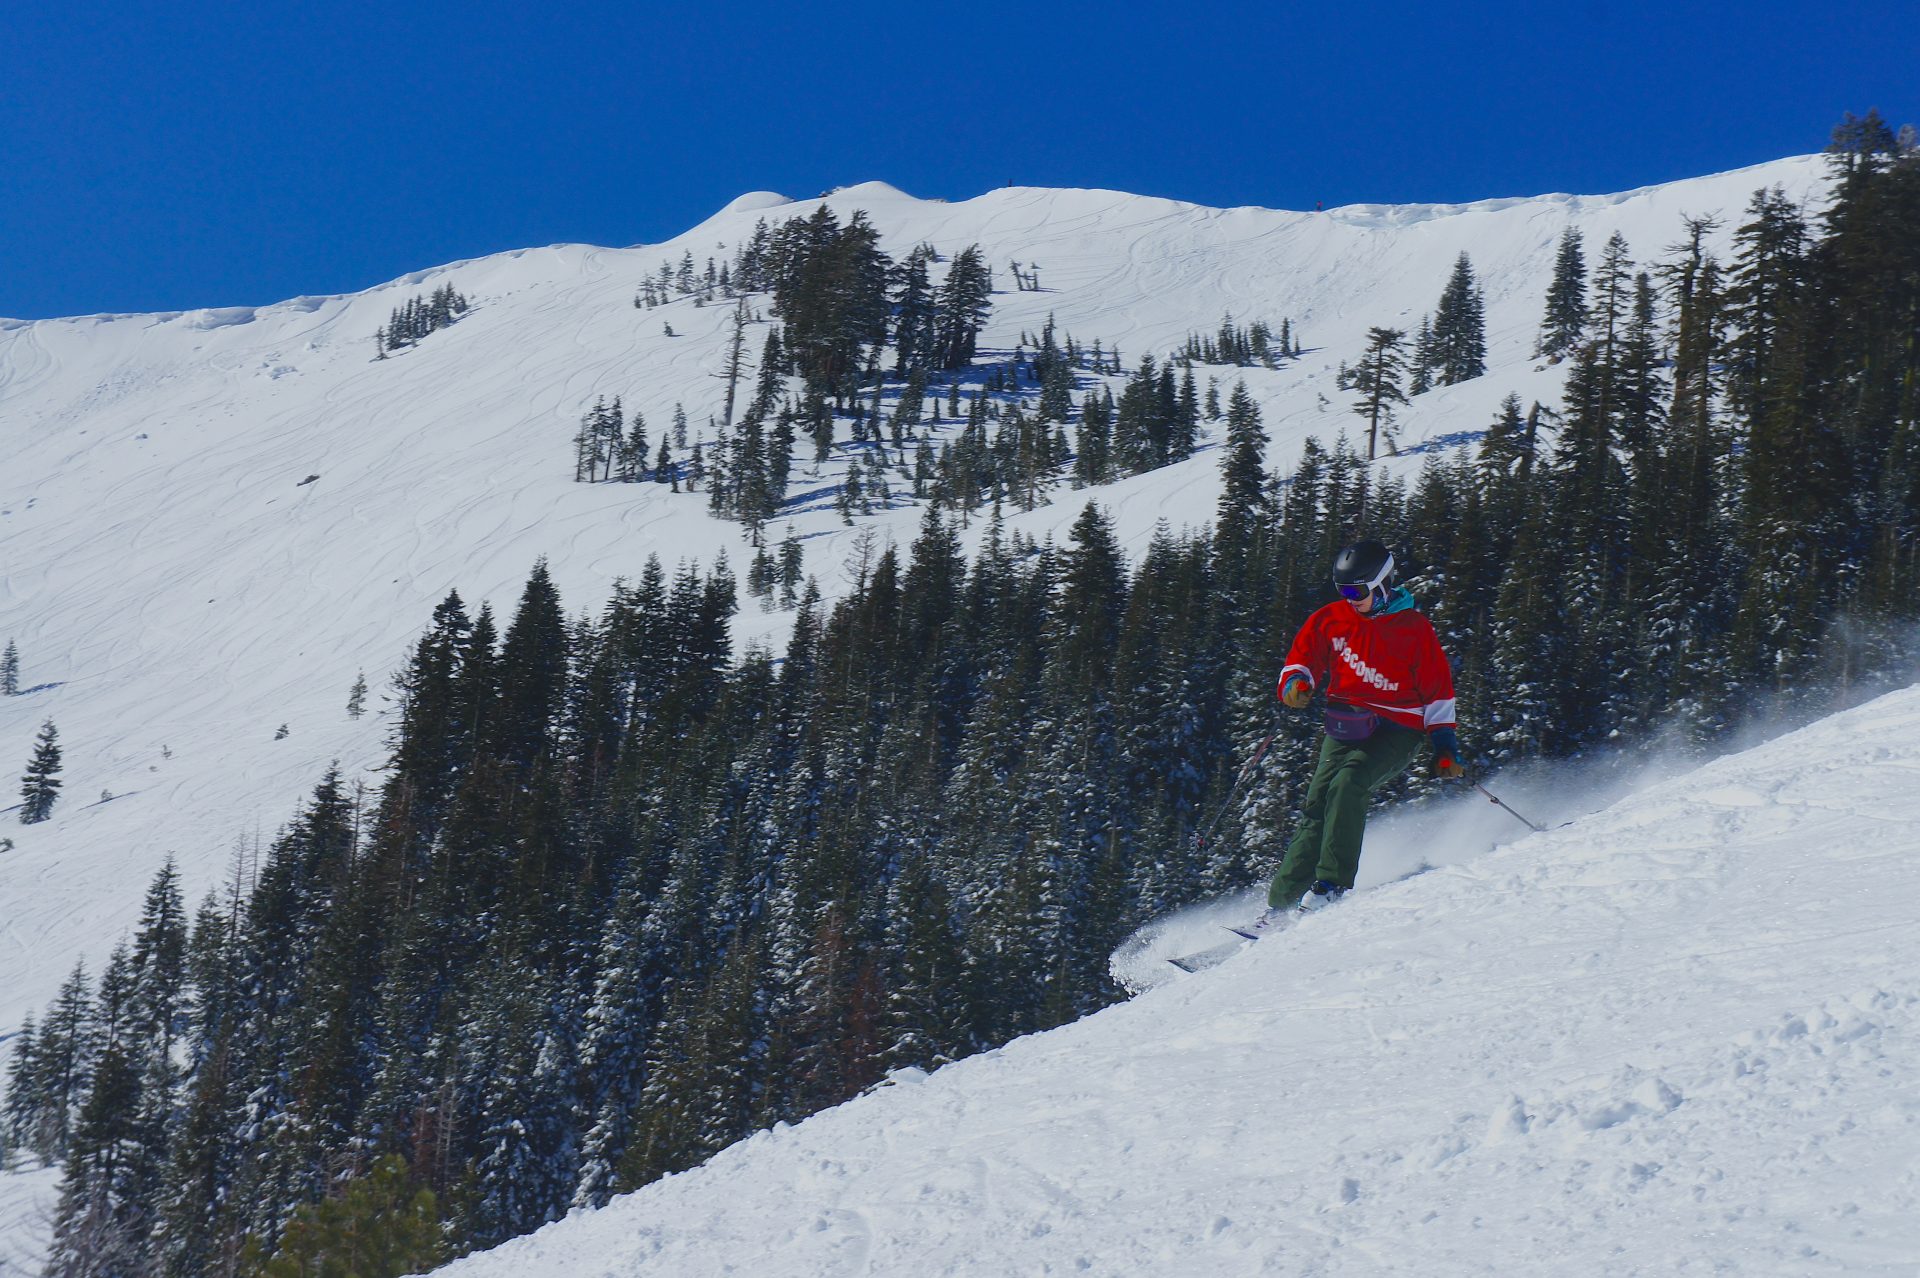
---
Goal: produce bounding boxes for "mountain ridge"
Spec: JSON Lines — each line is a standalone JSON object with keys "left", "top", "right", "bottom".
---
{"left": 1, "top": 153, "right": 1826, "bottom": 328}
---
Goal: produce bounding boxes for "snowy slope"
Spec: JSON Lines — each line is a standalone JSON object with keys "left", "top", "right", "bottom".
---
{"left": 432, "top": 683, "right": 1920, "bottom": 1277}
{"left": 0, "top": 155, "right": 1832, "bottom": 1245}
{"left": 0, "top": 1163, "right": 55, "bottom": 1277}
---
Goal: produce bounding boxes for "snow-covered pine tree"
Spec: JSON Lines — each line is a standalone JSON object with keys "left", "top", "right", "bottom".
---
{"left": 1350, "top": 327, "right": 1408, "bottom": 460}
{"left": 22, "top": 962, "right": 96, "bottom": 1167}
{"left": 241, "top": 1155, "right": 443, "bottom": 1278}
{"left": 0, "top": 1016, "right": 38, "bottom": 1162}
{"left": 1432, "top": 252, "right": 1487, "bottom": 385}
{"left": 934, "top": 244, "right": 993, "bottom": 370}
{"left": 1409, "top": 315, "right": 1436, "bottom": 395}
{"left": 20, "top": 718, "right": 62, "bottom": 823}
{"left": 778, "top": 526, "right": 805, "bottom": 607}
{"left": 892, "top": 244, "right": 938, "bottom": 373}
{"left": 1215, "top": 381, "right": 1270, "bottom": 570}
{"left": 1537, "top": 226, "right": 1589, "bottom": 359}
{"left": 492, "top": 559, "right": 569, "bottom": 771}
{"left": 622, "top": 406, "right": 649, "bottom": 482}
{"left": 44, "top": 1029, "right": 147, "bottom": 1277}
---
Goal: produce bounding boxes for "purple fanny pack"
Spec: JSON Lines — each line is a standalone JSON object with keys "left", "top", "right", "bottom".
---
{"left": 1323, "top": 704, "right": 1380, "bottom": 741}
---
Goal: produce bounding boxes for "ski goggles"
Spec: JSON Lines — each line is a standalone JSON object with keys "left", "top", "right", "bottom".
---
{"left": 1334, "top": 554, "right": 1394, "bottom": 601}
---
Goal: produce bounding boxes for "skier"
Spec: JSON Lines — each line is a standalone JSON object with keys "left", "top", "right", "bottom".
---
{"left": 1263, "top": 539, "right": 1464, "bottom": 922}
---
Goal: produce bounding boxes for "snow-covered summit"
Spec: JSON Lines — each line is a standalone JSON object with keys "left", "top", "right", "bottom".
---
{"left": 433, "top": 683, "right": 1920, "bottom": 1277}
{"left": 716, "top": 190, "right": 795, "bottom": 215}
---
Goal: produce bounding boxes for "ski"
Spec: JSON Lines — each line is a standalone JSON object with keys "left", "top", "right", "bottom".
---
{"left": 1166, "top": 943, "right": 1239, "bottom": 974}
{"left": 1165, "top": 921, "right": 1269, "bottom": 974}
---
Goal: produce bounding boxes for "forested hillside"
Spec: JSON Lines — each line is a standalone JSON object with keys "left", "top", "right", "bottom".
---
{"left": 3, "top": 116, "right": 1916, "bottom": 1275}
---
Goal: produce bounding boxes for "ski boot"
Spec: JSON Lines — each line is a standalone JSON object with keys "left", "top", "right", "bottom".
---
{"left": 1296, "top": 879, "right": 1348, "bottom": 913}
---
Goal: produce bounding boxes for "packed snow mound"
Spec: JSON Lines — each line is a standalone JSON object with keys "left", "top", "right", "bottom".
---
{"left": 718, "top": 190, "right": 794, "bottom": 214}
{"left": 827, "top": 180, "right": 918, "bottom": 202}
{"left": 434, "top": 684, "right": 1920, "bottom": 1277}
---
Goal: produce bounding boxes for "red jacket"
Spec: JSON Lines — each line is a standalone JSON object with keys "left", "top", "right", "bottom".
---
{"left": 1278, "top": 589, "right": 1457, "bottom": 734}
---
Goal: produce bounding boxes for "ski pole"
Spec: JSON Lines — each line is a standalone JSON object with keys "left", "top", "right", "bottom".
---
{"left": 1193, "top": 733, "right": 1274, "bottom": 854}
{"left": 1471, "top": 780, "right": 1545, "bottom": 833}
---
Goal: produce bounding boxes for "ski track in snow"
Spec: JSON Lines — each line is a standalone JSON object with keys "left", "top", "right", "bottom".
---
{"left": 0, "top": 156, "right": 1839, "bottom": 1272}
{"left": 437, "top": 687, "right": 1920, "bottom": 1276}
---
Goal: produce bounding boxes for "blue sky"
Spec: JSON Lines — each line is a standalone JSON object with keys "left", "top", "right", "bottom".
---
{"left": 3, "top": 0, "right": 1911, "bottom": 319}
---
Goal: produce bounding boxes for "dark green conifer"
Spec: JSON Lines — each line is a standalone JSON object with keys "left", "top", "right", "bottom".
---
{"left": 20, "top": 718, "right": 62, "bottom": 824}
{"left": 492, "top": 560, "right": 569, "bottom": 769}
{"left": 1537, "top": 227, "right": 1589, "bottom": 359}
{"left": 1350, "top": 328, "right": 1408, "bottom": 460}
{"left": 1431, "top": 252, "right": 1487, "bottom": 384}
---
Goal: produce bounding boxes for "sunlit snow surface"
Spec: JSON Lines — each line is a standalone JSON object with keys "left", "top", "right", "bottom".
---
{"left": 0, "top": 1161, "right": 54, "bottom": 1277}
{"left": 437, "top": 687, "right": 1920, "bottom": 1276}
{"left": 1110, "top": 747, "right": 1684, "bottom": 992}
{"left": 0, "top": 158, "right": 1839, "bottom": 1266}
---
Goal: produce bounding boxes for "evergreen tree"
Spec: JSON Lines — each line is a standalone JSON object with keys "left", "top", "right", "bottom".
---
{"left": 622, "top": 407, "right": 650, "bottom": 482}
{"left": 45, "top": 1037, "right": 147, "bottom": 1278}
{"left": 20, "top": 718, "right": 62, "bottom": 824}
{"left": 892, "top": 245, "right": 938, "bottom": 373}
{"left": 778, "top": 526, "right": 805, "bottom": 606}
{"left": 1074, "top": 390, "right": 1113, "bottom": 487}
{"left": 2, "top": 1015, "right": 38, "bottom": 1162}
{"left": 1350, "top": 328, "right": 1408, "bottom": 460}
{"left": 346, "top": 670, "right": 368, "bottom": 719}
{"left": 1537, "top": 227, "right": 1589, "bottom": 359}
{"left": 26, "top": 964, "right": 95, "bottom": 1162}
{"left": 1408, "top": 316, "right": 1435, "bottom": 395}
{"left": 1, "top": 639, "right": 17, "bottom": 695}
{"left": 246, "top": 1155, "right": 443, "bottom": 1278}
{"left": 1215, "top": 381, "right": 1269, "bottom": 563}
{"left": 1431, "top": 252, "right": 1487, "bottom": 384}
{"left": 1111, "top": 357, "right": 1167, "bottom": 474}
{"left": 461, "top": 957, "right": 578, "bottom": 1248}
{"left": 492, "top": 560, "right": 569, "bottom": 770}
{"left": 1723, "top": 187, "right": 1822, "bottom": 687}
{"left": 934, "top": 245, "right": 994, "bottom": 370}
{"left": 881, "top": 855, "right": 971, "bottom": 1069}
{"left": 655, "top": 434, "right": 674, "bottom": 487}
{"left": 121, "top": 860, "right": 187, "bottom": 1248}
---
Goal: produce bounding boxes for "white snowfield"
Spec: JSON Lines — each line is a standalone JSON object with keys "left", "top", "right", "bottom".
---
{"left": 436, "top": 686, "right": 1920, "bottom": 1277}
{"left": 0, "top": 1162, "right": 55, "bottom": 1277}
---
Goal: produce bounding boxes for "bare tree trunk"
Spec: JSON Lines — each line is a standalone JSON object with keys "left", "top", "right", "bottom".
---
{"left": 1367, "top": 362, "right": 1383, "bottom": 461}
{"left": 721, "top": 299, "right": 749, "bottom": 427}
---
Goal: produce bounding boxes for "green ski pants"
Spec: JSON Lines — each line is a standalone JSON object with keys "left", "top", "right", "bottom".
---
{"left": 1267, "top": 723, "right": 1424, "bottom": 908}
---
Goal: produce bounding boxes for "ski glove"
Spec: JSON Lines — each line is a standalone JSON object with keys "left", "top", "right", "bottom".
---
{"left": 1429, "top": 726, "right": 1466, "bottom": 779}
{"left": 1280, "top": 676, "right": 1312, "bottom": 709}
